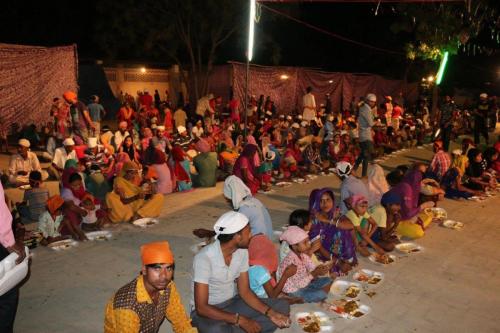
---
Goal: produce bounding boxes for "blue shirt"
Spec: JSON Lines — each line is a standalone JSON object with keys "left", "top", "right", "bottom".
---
{"left": 248, "top": 265, "right": 271, "bottom": 298}
{"left": 238, "top": 197, "right": 274, "bottom": 240}
{"left": 87, "top": 102, "right": 104, "bottom": 122}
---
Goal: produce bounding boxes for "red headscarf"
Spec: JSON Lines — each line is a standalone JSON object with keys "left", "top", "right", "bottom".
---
{"left": 171, "top": 146, "right": 190, "bottom": 182}
{"left": 62, "top": 168, "right": 86, "bottom": 200}
{"left": 249, "top": 234, "right": 278, "bottom": 285}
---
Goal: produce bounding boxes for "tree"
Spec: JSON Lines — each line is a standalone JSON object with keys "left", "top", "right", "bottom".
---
{"left": 95, "top": 0, "right": 246, "bottom": 104}
{"left": 391, "top": 0, "right": 499, "bottom": 61}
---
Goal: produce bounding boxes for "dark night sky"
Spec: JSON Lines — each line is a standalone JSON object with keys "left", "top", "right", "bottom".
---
{"left": 1, "top": 1, "right": 498, "bottom": 89}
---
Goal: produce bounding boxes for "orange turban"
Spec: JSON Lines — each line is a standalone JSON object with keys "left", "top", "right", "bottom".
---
{"left": 141, "top": 241, "right": 174, "bottom": 265}
{"left": 47, "top": 195, "right": 64, "bottom": 214}
{"left": 63, "top": 91, "right": 77, "bottom": 103}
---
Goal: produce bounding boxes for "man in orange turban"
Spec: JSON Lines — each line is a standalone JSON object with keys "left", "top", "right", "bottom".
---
{"left": 104, "top": 241, "right": 197, "bottom": 333}
{"left": 62, "top": 90, "right": 95, "bottom": 144}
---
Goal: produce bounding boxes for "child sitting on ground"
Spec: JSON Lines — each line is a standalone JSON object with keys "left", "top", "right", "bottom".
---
{"left": 80, "top": 193, "right": 109, "bottom": 231}
{"left": 341, "top": 195, "right": 388, "bottom": 257}
{"left": 279, "top": 209, "right": 321, "bottom": 263}
{"left": 258, "top": 151, "right": 276, "bottom": 191}
{"left": 38, "top": 195, "right": 81, "bottom": 244}
{"left": 248, "top": 234, "right": 302, "bottom": 304}
{"left": 17, "top": 171, "right": 49, "bottom": 223}
{"left": 278, "top": 226, "right": 333, "bottom": 303}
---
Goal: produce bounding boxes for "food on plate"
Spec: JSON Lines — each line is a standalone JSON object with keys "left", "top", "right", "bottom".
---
{"left": 96, "top": 236, "right": 108, "bottom": 241}
{"left": 368, "top": 276, "right": 382, "bottom": 284}
{"left": 297, "top": 313, "right": 321, "bottom": 333}
{"left": 343, "top": 300, "right": 358, "bottom": 313}
{"left": 355, "top": 273, "right": 369, "bottom": 282}
{"left": 352, "top": 311, "right": 364, "bottom": 318}
{"left": 365, "top": 291, "right": 377, "bottom": 298}
{"left": 146, "top": 221, "right": 156, "bottom": 225}
{"left": 372, "top": 253, "right": 394, "bottom": 264}
{"left": 345, "top": 286, "right": 360, "bottom": 298}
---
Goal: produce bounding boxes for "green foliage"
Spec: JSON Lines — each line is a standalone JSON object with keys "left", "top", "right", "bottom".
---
{"left": 391, "top": 0, "right": 498, "bottom": 61}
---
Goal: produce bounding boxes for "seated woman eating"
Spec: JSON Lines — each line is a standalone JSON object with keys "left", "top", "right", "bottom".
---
{"left": 233, "top": 143, "right": 261, "bottom": 194}
{"left": 440, "top": 151, "right": 480, "bottom": 199}
{"left": 384, "top": 166, "right": 435, "bottom": 239}
{"left": 106, "top": 161, "right": 164, "bottom": 223}
{"left": 308, "top": 188, "right": 357, "bottom": 276}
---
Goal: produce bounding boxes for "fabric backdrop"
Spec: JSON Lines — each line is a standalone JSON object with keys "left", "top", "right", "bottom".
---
{"left": 228, "top": 62, "right": 418, "bottom": 115}
{"left": 0, "top": 43, "right": 78, "bottom": 131}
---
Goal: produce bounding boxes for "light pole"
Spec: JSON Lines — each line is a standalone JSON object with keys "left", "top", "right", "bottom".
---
{"left": 244, "top": 0, "right": 256, "bottom": 142}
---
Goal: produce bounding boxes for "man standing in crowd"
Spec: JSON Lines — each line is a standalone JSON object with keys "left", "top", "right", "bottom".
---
{"left": 174, "top": 104, "right": 188, "bottom": 129}
{"left": 355, "top": 93, "right": 376, "bottom": 177}
{"left": 105, "top": 241, "right": 197, "bottom": 333}
{"left": 439, "top": 95, "right": 456, "bottom": 152}
{"left": 474, "top": 93, "right": 490, "bottom": 145}
{"left": 191, "top": 211, "right": 290, "bottom": 333}
{"left": 63, "top": 91, "right": 94, "bottom": 144}
{"left": 302, "top": 86, "right": 316, "bottom": 122}
{"left": 195, "top": 94, "right": 215, "bottom": 124}
{"left": 0, "top": 182, "right": 26, "bottom": 333}
{"left": 8, "top": 139, "right": 47, "bottom": 185}
{"left": 140, "top": 89, "right": 153, "bottom": 110}
{"left": 87, "top": 95, "right": 105, "bottom": 138}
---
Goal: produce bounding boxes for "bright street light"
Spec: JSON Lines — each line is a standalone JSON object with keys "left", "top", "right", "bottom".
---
{"left": 247, "top": 0, "right": 256, "bottom": 61}
{"left": 280, "top": 74, "right": 289, "bottom": 80}
{"left": 427, "top": 75, "right": 434, "bottom": 82}
{"left": 140, "top": 67, "right": 146, "bottom": 74}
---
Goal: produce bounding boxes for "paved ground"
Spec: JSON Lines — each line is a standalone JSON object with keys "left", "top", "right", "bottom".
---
{"left": 12, "top": 142, "right": 500, "bottom": 333}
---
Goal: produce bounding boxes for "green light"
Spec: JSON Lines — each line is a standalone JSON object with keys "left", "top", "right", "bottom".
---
{"left": 436, "top": 51, "right": 449, "bottom": 85}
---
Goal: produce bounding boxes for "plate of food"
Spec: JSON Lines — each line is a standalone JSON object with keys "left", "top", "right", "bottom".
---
{"left": 442, "top": 220, "right": 464, "bottom": 230}
{"left": 85, "top": 230, "right": 112, "bottom": 241}
{"left": 329, "top": 280, "right": 362, "bottom": 298}
{"left": 306, "top": 174, "right": 318, "bottom": 180}
{"left": 47, "top": 239, "right": 78, "bottom": 251}
{"left": 323, "top": 299, "right": 371, "bottom": 320}
{"left": 368, "top": 253, "right": 396, "bottom": 265}
{"left": 19, "top": 185, "right": 31, "bottom": 190}
{"left": 353, "top": 269, "right": 384, "bottom": 286}
{"left": 132, "top": 218, "right": 159, "bottom": 228}
{"left": 427, "top": 207, "right": 447, "bottom": 220}
{"left": 275, "top": 181, "right": 292, "bottom": 187}
{"left": 293, "top": 178, "right": 306, "bottom": 183}
{"left": 395, "top": 242, "right": 423, "bottom": 254}
{"left": 295, "top": 311, "right": 333, "bottom": 332}
{"left": 468, "top": 196, "right": 485, "bottom": 202}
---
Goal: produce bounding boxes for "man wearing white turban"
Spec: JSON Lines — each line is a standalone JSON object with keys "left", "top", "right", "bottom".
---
{"left": 191, "top": 211, "right": 290, "bottom": 333}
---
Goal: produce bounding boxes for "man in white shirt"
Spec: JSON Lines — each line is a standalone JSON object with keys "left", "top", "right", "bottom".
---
{"left": 195, "top": 94, "right": 214, "bottom": 121}
{"left": 113, "top": 121, "right": 130, "bottom": 150}
{"left": 302, "top": 86, "right": 316, "bottom": 122}
{"left": 49, "top": 138, "right": 77, "bottom": 180}
{"left": 191, "top": 120, "right": 205, "bottom": 139}
{"left": 191, "top": 211, "right": 290, "bottom": 333}
{"left": 8, "top": 139, "right": 48, "bottom": 185}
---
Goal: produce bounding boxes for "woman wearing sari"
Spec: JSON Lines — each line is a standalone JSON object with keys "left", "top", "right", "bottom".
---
{"left": 233, "top": 144, "right": 261, "bottom": 194}
{"left": 151, "top": 149, "right": 173, "bottom": 194}
{"left": 308, "top": 188, "right": 357, "bottom": 276}
{"left": 60, "top": 160, "right": 89, "bottom": 241}
{"left": 386, "top": 168, "right": 434, "bottom": 239}
{"left": 171, "top": 146, "right": 192, "bottom": 192}
{"left": 105, "top": 161, "right": 164, "bottom": 223}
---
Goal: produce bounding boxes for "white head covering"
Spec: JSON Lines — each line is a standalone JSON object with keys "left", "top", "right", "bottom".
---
{"left": 286, "top": 115, "right": 292, "bottom": 120}
{"left": 223, "top": 175, "right": 252, "bottom": 210}
{"left": 214, "top": 211, "right": 249, "bottom": 237}
{"left": 18, "top": 139, "right": 30, "bottom": 148}
{"left": 335, "top": 161, "right": 352, "bottom": 177}
{"left": 300, "top": 121, "right": 308, "bottom": 127}
{"left": 366, "top": 93, "right": 377, "bottom": 102}
{"left": 177, "top": 126, "right": 186, "bottom": 133}
{"left": 291, "top": 123, "right": 300, "bottom": 129}
{"left": 63, "top": 138, "right": 75, "bottom": 146}
{"left": 451, "top": 149, "right": 462, "bottom": 156}
{"left": 156, "top": 125, "right": 165, "bottom": 131}
{"left": 367, "top": 164, "right": 389, "bottom": 206}
{"left": 265, "top": 150, "right": 276, "bottom": 161}
{"left": 479, "top": 93, "right": 488, "bottom": 99}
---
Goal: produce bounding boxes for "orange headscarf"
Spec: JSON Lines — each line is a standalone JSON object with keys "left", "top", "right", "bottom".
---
{"left": 249, "top": 234, "right": 278, "bottom": 274}
{"left": 63, "top": 91, "right": 77, "bottom": 103}
{"left": 140, "top": 241, "right": 174, "bottom": 265}
{"left": 47, "top": 195, "right": 64, "bottom": 214}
